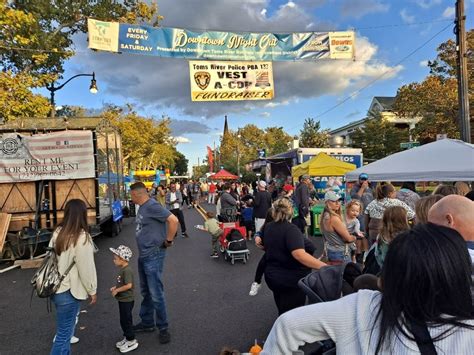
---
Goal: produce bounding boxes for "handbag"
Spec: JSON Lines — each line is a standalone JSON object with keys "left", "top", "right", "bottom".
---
{"left": 408, "top": 318, "right": 437, "bottom": 355}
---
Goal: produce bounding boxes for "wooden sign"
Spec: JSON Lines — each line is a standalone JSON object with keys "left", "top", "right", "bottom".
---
{"left": 0, "top": 213, "right": 12, "bottom": 253}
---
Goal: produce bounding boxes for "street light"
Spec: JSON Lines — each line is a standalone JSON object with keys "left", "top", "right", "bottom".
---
{"left": 237, "top": 134, "right": 241, "bottom": 178}
{"left": 47, "top": 72, "right": 98, "bottom": 117}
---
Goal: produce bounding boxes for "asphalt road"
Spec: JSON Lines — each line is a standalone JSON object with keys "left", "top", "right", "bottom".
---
{"left": 0, "top": 203, "right": 324, "bottom": 355}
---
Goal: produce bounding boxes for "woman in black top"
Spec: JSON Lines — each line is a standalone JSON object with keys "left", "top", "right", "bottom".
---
{"left": 262, "top": 198, "right": 326, "bottom": 315}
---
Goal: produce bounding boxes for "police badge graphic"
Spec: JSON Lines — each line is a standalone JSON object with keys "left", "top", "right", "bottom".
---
{"left": 194, "top": 71, "right": 211, "bottom": 90}
{"left": 0, "top": 135, "right": 26, "bottom": 159}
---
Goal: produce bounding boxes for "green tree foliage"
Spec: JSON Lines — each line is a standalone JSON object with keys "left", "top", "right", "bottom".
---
{"left": 172, "top": 151, "right": 188, "bottom": 176}
{"left": 393, "top": 30, "right": 473, "bottom": 142}
{"left": 0, "top": 0, "right": 162, "bottom": 121}
{"left": 299, "top": 118, "right": 330, "bottom": 148}
{"left": 351, "top": 114, "right": 409, "bottom": 161}
{"left": 101, "top": 105, "right": 178, "bottom": 172}
{"left": 219, "top": 124, "right": 292, "bottom": 174}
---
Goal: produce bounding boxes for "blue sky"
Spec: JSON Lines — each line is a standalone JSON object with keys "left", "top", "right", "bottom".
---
{"left": 38, "top": 0, "right": 473, "bottom": 171}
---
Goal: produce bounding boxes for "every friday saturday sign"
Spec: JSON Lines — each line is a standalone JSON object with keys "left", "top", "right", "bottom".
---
{"left": 189, "top": 61, "right": 274, "bottom": 102}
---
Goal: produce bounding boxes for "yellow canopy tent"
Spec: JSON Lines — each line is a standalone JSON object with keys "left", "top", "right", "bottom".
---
{"left": 291, "top": 152, "right": 356, "bottom": 178}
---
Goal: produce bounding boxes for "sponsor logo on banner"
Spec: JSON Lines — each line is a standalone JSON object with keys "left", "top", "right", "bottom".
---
{"left": 88, "top": 20, "right": 355, "bottom": 62}
{"left": 189, "top": 61, "right": 274, "bottom": 102}
{"left": 329, "top": 31, "right": 355, "bottom": 59}
{"left": 88, "top": 19, "right": 119, "bottom": 52}
{"left": 0, "top": 131, "right": 95, "bottom": 182}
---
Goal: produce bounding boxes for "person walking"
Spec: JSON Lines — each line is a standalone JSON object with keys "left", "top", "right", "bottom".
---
{"left": 49, "top": 199, "right": 97, "bottom": 355}
{"left": 165, "top": 183, "right": 189, "bottom": 238}
{"left": 219, "top": 183, "right": 238, "bottom": 222}
{"left": 254, "top": 181, "right": 272, "bottom": 234}
{"left": 208, "top": 181, "right": 217, "bottom": 204}
{"left": 129, "top": 182, "right": 179, "bottom": 345}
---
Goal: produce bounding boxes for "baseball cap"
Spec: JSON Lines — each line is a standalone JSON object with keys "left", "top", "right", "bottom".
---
{"left": 110, "top": 245, "right": 133, "bottom": 262}
{"left": 258, "top": 180, "right": 267, "bottom": 188}
{"left": 324, "top": 191, "right": 342, "bottom": 202}
{"left": 359, "top": 173, "right": 369, "bottom": 181}
{"left": 283, "top": 184, "right": 294, "bottom": 192}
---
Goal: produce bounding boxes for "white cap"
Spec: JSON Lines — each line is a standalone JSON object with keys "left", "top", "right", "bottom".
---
{"left": 258, "top": 180, "right": 267, "bottom": 188}
{"left": 324, "top": 191, "right": 342, "bottom": 202}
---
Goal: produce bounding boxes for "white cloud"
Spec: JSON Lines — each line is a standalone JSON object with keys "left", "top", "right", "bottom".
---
{"left": 174, "top": 136, "right": 191, "bottom": 144}
{"left": 259, "top": 111, "right": 271, "bottom": 118}
{"left": 442, "top": 6, "right": 455, "bottom": 18}
{"left": 415, "top": 0, "right": 442, "bottom": 9}
{"left": 73, "top": 0, "right": 401, "bottom": 119}
{"left": 340, "top": 0, "right": 389, "bottom": 19}
{"left": 419, "top": 60, "right": 429, "bottom": 67}
{"left": 400, "top": 9, "right": 415, "bottom": 24}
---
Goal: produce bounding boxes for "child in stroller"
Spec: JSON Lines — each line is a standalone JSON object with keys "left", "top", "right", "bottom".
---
{"left": 219, "top": 226, "right": 249, "bottom": 265}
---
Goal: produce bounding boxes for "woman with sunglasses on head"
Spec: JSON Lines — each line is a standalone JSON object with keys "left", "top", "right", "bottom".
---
{"left": 320, "top": 191, "right": 356, "bottom": 264}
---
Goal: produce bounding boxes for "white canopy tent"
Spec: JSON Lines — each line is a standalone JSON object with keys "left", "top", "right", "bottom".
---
{"left": 345, "top": 139, "right": 474, "bottom": 182}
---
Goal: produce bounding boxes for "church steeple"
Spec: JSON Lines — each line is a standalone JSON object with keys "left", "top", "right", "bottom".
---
{"left": 223, "top": 115, "right": 229, "bottom": 135}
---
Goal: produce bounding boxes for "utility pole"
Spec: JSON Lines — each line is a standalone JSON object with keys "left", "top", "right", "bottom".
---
{"left": 455, "top": 0, "right": 471, "bottom": 143}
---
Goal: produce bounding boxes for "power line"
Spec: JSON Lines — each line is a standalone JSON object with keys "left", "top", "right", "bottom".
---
{"left": 286, "top": 22, "right": 454, "bottom": 134}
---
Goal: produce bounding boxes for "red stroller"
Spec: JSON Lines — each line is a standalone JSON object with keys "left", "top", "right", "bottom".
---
{"left": 218, "top": 222, "right": 249, "bottom": 264}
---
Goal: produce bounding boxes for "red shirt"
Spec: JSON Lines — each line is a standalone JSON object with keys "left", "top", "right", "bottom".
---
{"left": 209, "top": 183, "right": 217, "bottom": 193}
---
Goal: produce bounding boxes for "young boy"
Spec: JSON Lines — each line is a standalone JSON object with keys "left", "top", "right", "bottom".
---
{"left": 241, "top": 200, "right": 255, "bottom": 239}
{"left": 110, "top": 245, "right": 138, "bottom": 353}
{"left": 204, "top": 211, "right": 223, "bottom": 258}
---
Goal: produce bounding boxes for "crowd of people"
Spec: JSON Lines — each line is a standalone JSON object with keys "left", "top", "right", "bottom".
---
{"left": 47, "top": 174, "right": 474, "bottom": 354}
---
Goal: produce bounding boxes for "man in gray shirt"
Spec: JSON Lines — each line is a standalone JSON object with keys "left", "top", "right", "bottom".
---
{"left": 130, "top": 182, "right": 179, "bottom": 345}
{"left": 219, "top": 182, "right": 238, "bottom": 222}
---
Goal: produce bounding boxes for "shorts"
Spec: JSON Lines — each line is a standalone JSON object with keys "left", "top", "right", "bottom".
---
{"left": 243, "top": 220, "right": 255, "bottom": 233}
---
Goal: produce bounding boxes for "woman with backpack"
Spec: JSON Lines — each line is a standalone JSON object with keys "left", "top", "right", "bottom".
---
{"left": 49, "top": 199, "right": 97, "bottom": 354}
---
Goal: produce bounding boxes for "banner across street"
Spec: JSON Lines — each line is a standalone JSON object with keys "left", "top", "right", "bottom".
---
{"left": 88, "top": 19, "right": 355, "bottom": 61}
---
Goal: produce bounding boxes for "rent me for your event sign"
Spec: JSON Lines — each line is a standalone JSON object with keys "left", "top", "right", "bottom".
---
{"left": 0, "top": 131, "right": 95, "bottom": 182}
{"left": 189, "top": 61, "right": 274, "bottom": 101}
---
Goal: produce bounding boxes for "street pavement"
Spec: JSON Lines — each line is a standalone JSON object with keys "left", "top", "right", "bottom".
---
{"left": 0, "top": 203, "right": 324, "bottom": 355}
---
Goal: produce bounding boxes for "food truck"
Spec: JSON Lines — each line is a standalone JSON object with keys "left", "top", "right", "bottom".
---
{"left": 0, "top": 117, "right": 125, "bottom": 260}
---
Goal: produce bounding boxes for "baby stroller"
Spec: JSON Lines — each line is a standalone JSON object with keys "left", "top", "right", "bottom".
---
{"left": 298, "top": 262, "right": 362, "bottom": 355}
{"left": 218, "top": 224, "right": 249, "bottom": 265}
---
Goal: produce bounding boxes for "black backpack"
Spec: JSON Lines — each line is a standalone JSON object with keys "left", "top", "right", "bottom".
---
{"left": 226, "top": 229, "right": 247, "bottom": 251}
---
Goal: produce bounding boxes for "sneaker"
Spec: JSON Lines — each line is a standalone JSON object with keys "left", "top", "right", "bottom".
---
{"left": 132, "top": 322, "right": 155, "bottom": 333}
{"left": 249, "top": 282, "right": 261, "bottom": 296}
{"left": 53, "top": 335, "right": 79, "bottom": 344}
{"left": 159, "top": 329, "right": 171, "bottom": 344}
{"left": 210, "top": 253, "right": 219, "bottom": 258}
{"left": 119, "top": 339, "right": 138, "bottom": 353}
{"left": 182, "top": 232, "right": 189, "bottom": 238}
{"left": 116, "top": 337, "right": 127, "bottom": 348}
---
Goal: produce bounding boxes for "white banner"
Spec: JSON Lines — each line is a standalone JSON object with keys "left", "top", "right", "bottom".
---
{"left": 0, "top": 131, "right": 95, "bottom": 182}
{"left": 329, "top": 31, "right": 355, "bottom": 60}
{"left": 189, "top": 61, "right": 274, "bottom": 102}
{"left": 88, "top": 18, "right": 119, "bottom": 52}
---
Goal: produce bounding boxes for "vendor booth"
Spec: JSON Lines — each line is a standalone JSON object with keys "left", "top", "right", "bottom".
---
{"left": 345, "top": 139, "right": 474, "bottom": 182}
{"left": 209, "top": 169, "right": 239, "bottom": 180}
{"left": 292, "top": 153, "right": 357, "bottom": 236}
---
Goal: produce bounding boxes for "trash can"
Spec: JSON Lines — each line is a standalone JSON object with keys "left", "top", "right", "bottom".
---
{"left": 310, "top": 204, "right": 325, "bottom": 236}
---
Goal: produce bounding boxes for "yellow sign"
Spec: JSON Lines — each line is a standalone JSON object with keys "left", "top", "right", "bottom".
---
{"left": 88, "top": 19, "right": 119, "bottom": 52}
{"left": 189, "top": 61, "right": 274, "bottom": 102}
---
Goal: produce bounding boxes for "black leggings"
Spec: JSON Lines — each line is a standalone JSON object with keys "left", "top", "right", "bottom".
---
{"left": 270, "top": 287, "right": 306, "bottom": 315}
{"left": 254, "top": 255, "right": 266, "bottom": 284}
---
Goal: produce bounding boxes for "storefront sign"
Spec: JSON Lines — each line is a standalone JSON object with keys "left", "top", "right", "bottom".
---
{"left": 88, "top": 19, "right": 355, "bottom": 61}
{"left": 189, "top": 61, "right": 274, "bottom": 101}
{"left": 0, "top": 131, "right": 95, "bottom": 182}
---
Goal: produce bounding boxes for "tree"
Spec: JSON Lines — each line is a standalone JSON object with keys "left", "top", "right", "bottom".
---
{"left": 351, "top": 114, "right": 409, "bottom": 161}
{"left": 172, "top": 151, "right": 188, "bottom": 176}
{"left": 393, "top": 30, "right": 473, "bottom": 142}
{"left": 0, "top": 0, "right": 162, "bottom": 121}
{"left": 101, "top": 105, "right": 176, "bottom": 172}
{"left": 299, "top": 118, "right": 330, "bottom": 148}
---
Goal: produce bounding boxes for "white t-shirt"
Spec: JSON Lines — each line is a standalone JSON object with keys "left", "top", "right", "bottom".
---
{"left": 262, "top": 290, "right": 474, "bottom": 355}
{"left": 170, "top": 192, "right": 179, "bottom": 209}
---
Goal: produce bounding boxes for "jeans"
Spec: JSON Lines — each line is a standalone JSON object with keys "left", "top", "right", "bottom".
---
{"left": 327, "top": 249, "right": 351, "bottom": 263}
{"left": 51, "top": 290, "right": 81, "bottom": 355}
{"left": 138, "top": 248, "right": 168, "bottom": 331}
{"left": 119, "top": 301, "right": 135, "bottom": 340}
{"left": 170, "top": 208, "right": 186, "bottom": 233}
